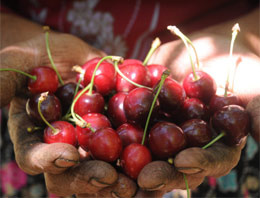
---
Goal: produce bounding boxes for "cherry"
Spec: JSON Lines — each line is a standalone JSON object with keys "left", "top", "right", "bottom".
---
{"left": 124, "top": 87, "right": 158, "bottom": 127}
{"left": 88, "top": 127, "right": 122, "bottom": 162}
{"left": 157, "top": 77, "right": 186, "bottom": 116}
{"left": 181, "top": 98, "right": 210, "bottom": 122}
{"left": 26, "top": 93, "right": 61, "bottom": 126}
{"left": 147, "top": 64, "right": 168, "bottom": 88}
{"left": 44, "top": 120, "right": 77, "bottom": 146}
{"left": 181, "top": 119, "right": 213, "bottom": 147}
{"left": 183, "top": 71, "right": 217, "bottom": 104}
{"left": 73, "top": 90, "right": 105, "bottom": 117}
{"left": 116, "top": 123, "right": 145, "bottom": 147}
{"left": 148, "top": 121, "right": 187, "bottom": 159}
{"left": 116, "top": 63, "right": 151, "bottom": 93}
{"left": 55, "top": 82, "right": 78, "bottom": 114}
{"left": 83, "top": 58, "right": 116, "bottom": 95}
{"left": 119, "top": 59, "right": 142, "bottom": 68}
{"left": 76, "top": 113, "right": 111, "bottom": 151}
{"left": 120, "top": 143, "right": 152, "bottom": 180}
{"left": 211, "top": 104, "right": 250, "bottom": 146}
{"left": 107, "top": 92, "right": 128, "bottom": 128}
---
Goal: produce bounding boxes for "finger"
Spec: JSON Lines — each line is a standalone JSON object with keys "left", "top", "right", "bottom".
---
{"left": 45, "top": 160, "right": 118, "bottom": 196}
{"left": 174, "top": 137, "right": 247, "bottom": 177}
{"left": 138, "top": 161, "right": 205, "bottom": 192}
{"left": 134, "top": 189, "right": 165, "bottom": 198}
{"left": 8, "top": 97, "right": 79, "bottom": 175}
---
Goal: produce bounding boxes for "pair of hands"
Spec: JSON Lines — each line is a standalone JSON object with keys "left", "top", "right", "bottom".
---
{"left": 1, "top": 30, "right": 258, "bottom": 197}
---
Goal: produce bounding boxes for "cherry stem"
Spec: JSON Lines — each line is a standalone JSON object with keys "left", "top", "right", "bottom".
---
{"left": 37, "top": 92, "right": 59, "bottom": 135}
{"left": 141, "top": 70, "right": 170, "bottom": 145}
{"left": 27, "top": 126, "right": 42, "bottom": 133}
{"left": 0, "top": 68, "right": 37, "bottom": 80}
{"left": 43, "top": 26, "right": 64, "bottom": 85}
{"left": 143, "top": 37, "right": 161, "bottom": 66}
{"left": 167, "top": 26, "right": 198, "bottom": 81}
{"left": 202, "top": 131, "right": 226, "bottom": 149}
{"left": 224, "top": 23, "right": 240, "bottom": 97}
{"left": 114, "top": 61, "right": 153, "bottom": 91}
{"left": 183, "top": 174, "right": 190, "bottom": 198}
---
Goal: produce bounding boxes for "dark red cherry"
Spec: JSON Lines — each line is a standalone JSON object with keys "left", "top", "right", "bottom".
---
{"left": 83, "top": 58, "right": 115, "bottom": 95}
{"left": 76, "top": 113, "right": 111, "bottom": 151}
{"left": 107, "top": 92, "right": 128, "bottom": 128}
{"left": 88, "top": 127, "right": 122, "bottom": 162}
{"left": 116, "top": 64, "right": 150, "bottom": 92}
{"left": 55, "top": 82, "right": 78, "bottom": 114}
{"left": 181, "top": 98, "right": 210, "bottom": 122}
{"left": 181, "top": 119, "right": 213, "bottom": 147}
{"left": 148, "top": 122, "right": 187, "bottom": 159}
{"left": 74, "top": 90, "right": 105, "bottom": 117}
{"left": 44, "top": 121, "right": 77, "bottom": 146}
{"left": 211, "top": 104, "right": 250, "bottom": 146}
{"left": 147, "top": 64, "right": 168, "bottom": 88}
{"left": 26, "top": 93, "right": 61, "bottom": 126}
{"left": 116, "top": 123, "right": 144, "bottom": 147}
{"left": 183, "top": 71, "right": 216, "bottom": 104}
{"left": 28, "top": 66, "right": 59, "bottom": 94}
{"left": 157, "top": 77, "right": 186, "bottom": 116}
{"left": 120, "top": 143, "right": 152, "bottom": 180}
{"left": 124, "top": 87, "right": 158, "bottom": 127}
{"left": 209, "top": 92, "right": 241, "bottom": 114}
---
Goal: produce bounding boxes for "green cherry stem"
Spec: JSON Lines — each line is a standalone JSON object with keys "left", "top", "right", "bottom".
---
{"left": 43, "top": 26, "right": 64, "bottom": 85}
{"left": 0, "top": 68, "right": 37, "bottom": 80}
{"left": 183, "top": 174, "right": 190, "bottom": 198}
{"left": 38, "top": 92, "right": 59, "bottom": 135}
{"left": 114, "top": 61, "right": 153, "bottom": 91}
{"left": 202, "top": 131, "right": 226, "bottom": 149}
{"left": 143, "top": 37, "right": 161, "bottom": 66}
{"left": 141, "top": 70, "right": 170, "bottom": 145}
{"left": 224, "top": 23, "right": 240, "bottom": 97}
{"left": 167, "top": 26, "right": 198, "bottom": 81}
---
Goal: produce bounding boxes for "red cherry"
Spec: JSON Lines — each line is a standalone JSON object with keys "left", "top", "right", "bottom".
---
{"left": 157, "top": 77, "right": 186, "bottom": 116}
{"left": 28, "top": 66, "right": 59, "bottom": 94}
{"left": 148, "top": 122, "right": 187, "bottom": 159}
{"left": 183, "top": 71, "right": 217, "bottom": 104}
{"left": 88, "top": 127, "right": 122, "bottom": 162}
{"left": 76, "top": 113, "right": 111, "bottom": 151}
{"left": 116, "top": 64, "right": 150, "bottom": 92}
{"left": 116, "top": 123, "right": 144, "bottom": 147}
{"left": 83, "top": 58, "right": 115, "bottom": 95}
{"left": 147, "top": 64, "right": 168, "bottom": 88}
{"left": 181, "top": 119, "right": 213, "bottom": 147}
{"left": 74, "top": 90, "right": 105, "bottom": 117}
{"left": 44, "top": 121, "right": 77, "bottom": 146}
{"left": 120, "top": 143, "right": 152, "bottom": 180}
{"left": 119, "top": 59, "right": 143, "bottom": 68}
{"left": 107, "top": 92, "right": 128, "bottom": 128}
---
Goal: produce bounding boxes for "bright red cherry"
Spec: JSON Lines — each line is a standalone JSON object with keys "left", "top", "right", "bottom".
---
{"left": 44, "top": 121, "right": 77, "bottom": 146}
{"left": 74, "top": 90, "right": 105, "bottom": 117}
{"left": 116, "top": 123, "right": 144, "bottom": 147}
{"left": 147, "top": 64, "right": 168, "bottom": 88}
{"left": 107, "top": 92, "right": 128, "bottom": 128}
{"left": 28, "top": 66, "right": 59, "bottom": 94}
{"left": 148, "top": 122, "right": 187, "bottom": 159}
{"left": 119, "top": 59, "right": 142, "bottom": 68}
{"left": 83, "top": 58, "right": 116, "bottom": 95}
{"left": 76, "top": 113, "right": 111, "bottom": 151}
{"left": 183, "top": 71, "right": 217, "bottom": 104}
{"left": 120, "top": 143, "right": 152, "bottom": 180}
{"left": 181, "top": 119, "right": 213, "bottom": 147}
{"left": 88, "top": 127, "right": 122, "bottom": 162}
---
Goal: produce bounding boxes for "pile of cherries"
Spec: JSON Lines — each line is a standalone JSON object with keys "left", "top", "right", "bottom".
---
{"left": 2, "top": 25, "right": 251, "bottom": 182}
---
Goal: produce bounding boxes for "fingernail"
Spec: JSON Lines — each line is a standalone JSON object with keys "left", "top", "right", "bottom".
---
{"left": 177, "top": 167, "right": 202, "bottom": 174}
{"left": 111, "top": 191, "right": 121, "bottom": 198}
{"left": 145, "top": 183, "right": 165, "bottom": 191}
{"left": 54, "top": 158, "right": 79, "bottom": 168}
{"left": 90, "top": 178, "right": 111, "bottom": 188}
